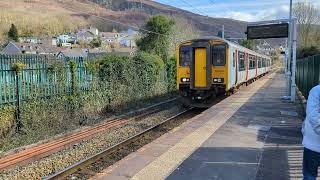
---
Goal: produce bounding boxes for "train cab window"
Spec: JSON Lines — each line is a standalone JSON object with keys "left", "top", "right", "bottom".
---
{"left": 238, "top": 51, "right": 245, "bottom": 71}
{"left": 179, "top": 46, "right": 191, "bottom": 66}
{"left": 211, "top": 44, "right": 226, "bottom": 66}
{"left": 249, "top": 55, "right": 256, "bottom": 70}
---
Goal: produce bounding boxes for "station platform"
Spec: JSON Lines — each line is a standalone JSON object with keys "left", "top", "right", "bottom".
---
{"left": 94, "top": 70, "right": 304, "bottom": 180}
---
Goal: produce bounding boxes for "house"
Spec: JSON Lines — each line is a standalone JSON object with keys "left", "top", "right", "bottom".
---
{"left": 88, "top": 27, "right": 99, "bottom": 36}
{"left": 1, "top": 42, "right": 46, "bottom": 55}
{"left": 56, "top": 48, "right": 89, "bottom": 60}
{"left": 61, "top": 43, "right": 72, "bottom": 47}
{"left": 19, "top": 37, "right": 41, "bottom": 44}
{"left": 76, "top": 27, "right": 99, "bottom": 43}
{"left": 120, "top": 35, "right": 137, "bottom": 48}
{"left": 57, "top": 34, "right": 76, "bottom": 45}
{"left": 76, "top": 30, "right": 95, "bottom": 43}
{"left": 41, "top": 45, "right": 64, "bottom": 57}
{"left": 100, "top": 32, "right": 123, "bottom": 44}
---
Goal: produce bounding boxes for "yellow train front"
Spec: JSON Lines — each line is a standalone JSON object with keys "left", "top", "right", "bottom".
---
{"left": 176, "top": 37, "right": 271, "bottom": 108}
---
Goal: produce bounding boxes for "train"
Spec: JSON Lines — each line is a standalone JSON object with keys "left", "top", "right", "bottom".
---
{"left": 176, "top": 37, "right": 272, "bottom": 107}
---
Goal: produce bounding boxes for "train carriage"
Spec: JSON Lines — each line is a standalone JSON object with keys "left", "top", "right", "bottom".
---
{"left": 176, "top": 37, "right": 272, "bottom": 107}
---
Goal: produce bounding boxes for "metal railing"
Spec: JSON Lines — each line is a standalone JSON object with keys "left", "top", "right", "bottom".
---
{"left": 0, "top": 55, "right": 91, "bottom": 105}
{"left": 296, "top": 54, "right": 320, "bottom": 98}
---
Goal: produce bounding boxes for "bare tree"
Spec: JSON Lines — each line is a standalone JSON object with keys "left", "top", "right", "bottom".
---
{"left": 168, "top": 15, "right": 200, "bottom": 57}
{"left": 293, "top": 2, "right": 320, "bottom": 47}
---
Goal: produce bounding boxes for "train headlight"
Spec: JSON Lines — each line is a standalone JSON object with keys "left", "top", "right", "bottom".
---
{"left": 181, "top": 78, "right": 190, "bottom": 82}
{"left": 213, "top": 78, "right": 224, "bottom": 83}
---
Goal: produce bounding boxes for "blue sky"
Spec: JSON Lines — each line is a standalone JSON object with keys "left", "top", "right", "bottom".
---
{"left": 154, "top": 0, "right": 320, "bottom": 22}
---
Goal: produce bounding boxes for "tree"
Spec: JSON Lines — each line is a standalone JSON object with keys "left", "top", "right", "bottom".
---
{"left": 137, "top": 15, "right": 175, "bottom": 62}
{"left": 90, "top": 37, "right": 102, "bottom": 48}
{"left": 293, "top": 2, "right": 320, "bottom": 47}
{"left": 8, "top": 24, "right": 19, "bottom": 41}
{"left": 239, "top": 39, "right": 257, "bottom": 50}
{"left": 168, "top": 16, "right": 199, "bottom": 57}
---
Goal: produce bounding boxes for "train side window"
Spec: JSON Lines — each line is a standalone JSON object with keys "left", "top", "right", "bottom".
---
{"left": 249, "top": 55, "right": 255, "bottom": 70}
{"left": 258, "top": 57, "right": 262, "bottom": 68}
{"left": 212, "top": 44, "right": 226, "bottom": 66}
{"left": 238, "top": 51, "right": 245, "bottom": 71}
{"left": 179, "top": 46, "right": 191, "bottom": 66}
{"left": 233, "top": 52, "right": 235, "bottom": 68}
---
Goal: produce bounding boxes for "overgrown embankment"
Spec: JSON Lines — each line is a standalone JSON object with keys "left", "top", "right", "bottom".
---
{"left": 0, "top": 52, "right": 176, "bottom": 153}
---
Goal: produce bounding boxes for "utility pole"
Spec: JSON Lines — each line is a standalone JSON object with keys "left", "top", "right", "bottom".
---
{"left": 285, "top": 0, "right": 293, "bottom": 99}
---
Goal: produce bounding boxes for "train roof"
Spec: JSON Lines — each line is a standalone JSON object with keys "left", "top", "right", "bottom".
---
{"left": 182, "top": 36, "right": 271, "bottom": 59}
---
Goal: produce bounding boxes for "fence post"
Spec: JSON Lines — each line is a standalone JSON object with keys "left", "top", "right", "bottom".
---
{"left": 12, "top": 62, "right": 25, "bottom": 131}
{"left": 15, "top": 70, "right": 22, "bottom": 131}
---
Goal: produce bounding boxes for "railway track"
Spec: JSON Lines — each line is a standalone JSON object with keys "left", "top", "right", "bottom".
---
{"left": 0, "top": 98, "right": 179, "bottom": 172}
{"left": 44, "top": 108, "right": 200, "bottom": 180}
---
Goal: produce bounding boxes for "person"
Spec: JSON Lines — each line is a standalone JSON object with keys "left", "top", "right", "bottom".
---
{"left": 302, "top": 85, "right": 320, "bottom": 180}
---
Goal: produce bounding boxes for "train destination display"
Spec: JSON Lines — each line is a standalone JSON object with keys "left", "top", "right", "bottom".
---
{"left": 246, "top": 23, "right": 289, "bottom": 39}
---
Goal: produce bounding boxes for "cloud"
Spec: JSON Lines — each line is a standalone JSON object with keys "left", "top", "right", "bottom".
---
{"left": 223, "top": 5, "right": 290, "bottom": 22}
{"left": 223, "top": 12, "right": 258, "bottom": 22}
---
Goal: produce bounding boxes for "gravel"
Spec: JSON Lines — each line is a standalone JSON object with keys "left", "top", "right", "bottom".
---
{"left": 0, "top": 105, "right": 185, "bottom": 180}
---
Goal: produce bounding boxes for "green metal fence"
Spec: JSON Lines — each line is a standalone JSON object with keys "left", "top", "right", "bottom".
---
{"left": 0, "top": 55, "right": 91, "bottom": 105}
{"left": 296, "top": 54, "right": 320, "bottom": 98}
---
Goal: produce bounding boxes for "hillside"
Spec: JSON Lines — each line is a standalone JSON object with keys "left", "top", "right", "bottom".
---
{"left": 0, "top": 0, "right": 248, "bottom": 42}
{"left": 85, "top": 0, "right": 248, "bottom": 38}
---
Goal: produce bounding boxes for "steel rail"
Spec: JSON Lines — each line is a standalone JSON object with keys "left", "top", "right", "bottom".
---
{"left": 44, "top": 108, "right": 194, "bottom": 180}
{"left": 0, "top": 97, "right": 179, "bottom": 171}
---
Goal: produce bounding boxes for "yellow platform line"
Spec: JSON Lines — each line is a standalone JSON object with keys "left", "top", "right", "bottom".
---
{"left": 131, "top": 73, "right": 276, "bottom": 180}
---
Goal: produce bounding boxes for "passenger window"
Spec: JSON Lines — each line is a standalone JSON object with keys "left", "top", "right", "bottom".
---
{"left": 258, "top": 57, "right": 262, "bottom": 68}
{"left": 249, "top": 55, "right": 256, "bottom": 70}
{"left": 179, "top": 46, "right": 191, "bottom": 66}
{"left": 211, "top": 44, "right": 226, "bottom": 66}
{"left": 233, "top": 52, "right": 235, "bottom": 68}
{"left": 238, "top": 51, "right": 245, "bottom": 71}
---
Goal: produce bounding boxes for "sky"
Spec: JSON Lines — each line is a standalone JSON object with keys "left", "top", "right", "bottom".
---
{"left": 154, "top": 0, "right": 320, "bottom": 22}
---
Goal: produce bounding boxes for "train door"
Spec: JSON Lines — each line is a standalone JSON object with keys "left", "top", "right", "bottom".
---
{"left": 194, "top": 48, "right": 207, "bottom": 88}
{"left": 230, "top": 49, "right": 237, "bottom": 86}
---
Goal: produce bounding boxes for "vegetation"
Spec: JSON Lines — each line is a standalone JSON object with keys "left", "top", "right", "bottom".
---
{"left": 0, "top": 52, "right": 175, "bottom": 152}
{"left": 90, "top": 37, "right": 102, "bottom": 48}
{"left": 293, "top": 2, "right": 320, "bottom": 47}
{"left": 0, "top": 9, "right": 86, "bottom": 41}
{"left": 239, "top": 39, "right": 257, "bottom": 50}
{"left": 297, "top": 46, "right": 320, "bottom": 59}
{"left": 293, "top": 2, "right": 320, "bottom": 58}
{"left": 8, "top": 24, "right": 18, "bottom": 41}
{"left": 137, "top": 15, "right": 175, "bottom": 62}
{"left": 168, "top": 16, "right": 200, "bottom": 57}
{"left": 11, "top": 62, "right": 26, "bottom": 73}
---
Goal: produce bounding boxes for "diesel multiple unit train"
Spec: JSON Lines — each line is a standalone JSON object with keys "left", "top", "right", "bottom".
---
{"left": 176, "top": 37, "right": 272, "bottom": 107}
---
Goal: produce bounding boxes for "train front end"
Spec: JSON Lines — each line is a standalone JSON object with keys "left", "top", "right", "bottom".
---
{"left": 176, "top": 38, "right": 228, "bottom": 108}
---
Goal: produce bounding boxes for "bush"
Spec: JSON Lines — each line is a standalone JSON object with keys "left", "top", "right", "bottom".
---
{"left": 98, "top": 52, "right": 165, "bottom": 109}
{"left": 165, "top": 57, "right": 177, "bottom": 92}
{"left": 0, "top": 105, "right": 16, "bottom": 137}
{"left": 297, "top": 46, "right": 320, "bottom": 59}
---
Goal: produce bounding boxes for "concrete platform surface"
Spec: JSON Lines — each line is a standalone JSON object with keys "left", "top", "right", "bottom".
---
{"left": 93, "top": 71, "right": 304, "bottom": 180}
